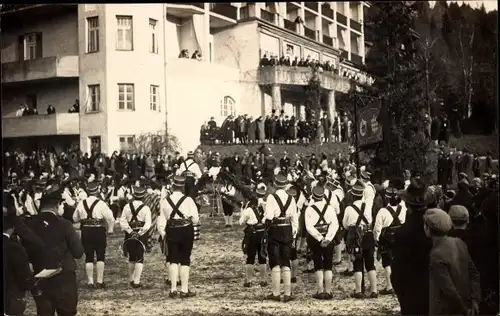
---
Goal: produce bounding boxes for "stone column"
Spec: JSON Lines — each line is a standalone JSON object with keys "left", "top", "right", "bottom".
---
{"left": 327, "top": 90, "right": 336, "bottom": 141}
{"left": 271, "top": 84, "right": 282, "bottom": 112}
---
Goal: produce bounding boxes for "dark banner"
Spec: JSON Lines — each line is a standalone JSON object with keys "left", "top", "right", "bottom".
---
{"left": 357, "top": 99, "right": 383, "bottom": 147}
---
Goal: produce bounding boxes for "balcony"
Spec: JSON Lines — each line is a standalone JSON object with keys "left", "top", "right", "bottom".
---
{"left": 322, "top": 6, "right": 334, "bottom": 20}
{"left": 351, "top": 53, "right": 363, "bottom": 66}
{"left": 191, "top": 3, "right": 205, "bottom": 9}
{"left": 260, "top": 9, "right": 275, "bottom": 24}
{"left": 304, "top": 2, "right": 318, "bottom": 12}
{"left": 1, "top": 55, "right": 79, "bottom": 84}
{"left": 322, "top": 34, "right": 333, "bottom": 46}
{"left": 2, "top": 113, "right": 80, "bottom": 138}
{"left": 336, "top": 12, "right": 347, "bottom": 25}
{"left": 304, "top": 26, "right": 316, "bottom": 40}
{"left": 209, "top": 3, "right": 237, "bottom": 20}
{"left": 340, "top": 49, "right": 348, "bottom": 60}
{"left": 351, "top": 19, "right": 362, "bottom": 32}
{"left": 284, "top": 18, "right": 296, "bottom": 32}
{"left": 258, "top": 66, "right": 351, "bottom": 93}
{"left": 165, "top": 4, "right": 205, "bottom": 18}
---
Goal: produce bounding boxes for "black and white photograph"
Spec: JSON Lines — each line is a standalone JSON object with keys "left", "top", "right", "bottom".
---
{"left": 1, "top": 1, "right": 499, "bottom": 316}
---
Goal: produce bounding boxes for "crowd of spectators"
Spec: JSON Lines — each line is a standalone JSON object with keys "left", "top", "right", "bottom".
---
{"left": 178, "top": 49, "right": 202, "bottom": 61}
{"left": 14, "top": 99, "right": 80, "bottom": 117}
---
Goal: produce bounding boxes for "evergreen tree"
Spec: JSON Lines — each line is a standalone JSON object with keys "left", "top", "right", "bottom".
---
{"left": 364, "top": 1, "right": 430, "bottom": 178}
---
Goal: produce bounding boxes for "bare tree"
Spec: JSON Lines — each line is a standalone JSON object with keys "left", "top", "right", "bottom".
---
{"left": 132, "top": 130, "right": 180, "bottom": 155}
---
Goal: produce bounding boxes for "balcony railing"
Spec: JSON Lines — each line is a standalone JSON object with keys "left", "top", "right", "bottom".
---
{"left": 351, "top": 19, "right": 362, "bottom": 32}
{"left": 322, "top": 34, "right": 333, "bottom": 46}
{"left": 336, "top": 12, "right": 347, "bottom": 25}
{"left": 260, "top": 9, "right": 275, "bottom": 24}
{"left": 304, "top": 26, "right": 316, "bottom": 40}
{"left": 322, "top": 5, "right": 334, "bottom": 19}
{"left": 258, "top": 66, "right": 351, "bottom": 93}
{"left": 351, "top": 53, "right": 363, "bottom": 66}
{"left": 210, "top": 3, "right": 237, "bottom": 20}
{"left": 192, "top": 3, "right": 205, "bottom": 9}
{"left": 2, "top": 55, "right": 79, "bottom": 84}
{"left": 304, "top": 2, "right": 318, "bottom": 12}
{"left": 284, "top": 18, "right": 296, "bottom": 32}
{"left": 2, "top": 113, "right": 80, "bottom": 138}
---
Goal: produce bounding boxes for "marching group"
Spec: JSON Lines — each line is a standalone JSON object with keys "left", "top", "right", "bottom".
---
{"left": 3, "top": 144, "right": 499, "bottom": 316}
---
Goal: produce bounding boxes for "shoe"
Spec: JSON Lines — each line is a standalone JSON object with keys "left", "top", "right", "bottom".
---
{"left": 259, "top": 281, "right": 268, "bottom": 287}
{"left": 243, "top": 281, "right": 252, "bottom": 288}
{"left": 225, "top": 224, "right": 230, "bottom": 228}
{"left": 369, "top": 292, "right": 379, "bottom": 298}
{"left": 96, "top": 283, "right": 106, "bottom": 289}
{"left": 87, "top": 283, "right": 95, "bottom": 289}
{"left": 169, "top": 291, "right": 179, "bottom": 298}
{"left": 291, "top": 277, "right": 297, "bottom": 283}
{"left": 313, "top": 292, "right": 325, "bottom": 300}
{"left": 351, "top": 292, "right": 364, "bottom": 299}
{"left": 333, "top": 261, "right": 342, "bottom": 266}
{"left": 380, "top": 288, "right": 394, "bottom": 295}
{"left": 283, "top": 295, "right": 294, "bottom": 302}
{"left": 131, "top": 283, "right": 142, "bottom": 289}
{"left": 129, "top": 281, "right": 134, "bottom": 287}
{"left": 265, "top": 294, "right": 281, "bottom": 302}
{"left": 342, "top": 270, "right": 354, "bottom": 277}
{"left": 180, "top": 291, "right": 196, "bottom": 298}
{"left": 324, "top": 292, "right": 333, "bottom": 300}
{"left": 303, "top": 269, "right": 315, "bottom": 274}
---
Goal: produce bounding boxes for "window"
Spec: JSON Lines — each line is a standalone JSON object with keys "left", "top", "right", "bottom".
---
{"left": 21, "top": 33, "right": 42, "bottom": 60}
{"left": 149, "top": 19, "right": 158, "bottom": 54}
{"left": 119, "top": 135, "right": 135, "bottom": 153}
{"left": 116, "top": 16, "right": 133, "bottom": 51}
{"left": 150, "top": 85, "right": 160, "bottom": 111}
{"left": 87, "top": 17, "right": 99, "bottom": 53}
{"left": 118, "top": 84, "right": 134, "bottom": 110}
{"left": 87, "top": 85, "right": 100, "bottom": 112}
{"left": 220, "top": 96, "right": 236, "bottom": 117}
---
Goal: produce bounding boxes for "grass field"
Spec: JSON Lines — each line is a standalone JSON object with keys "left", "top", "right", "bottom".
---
{"left": 25, "top": 214, "right": 399, "bottom": 316}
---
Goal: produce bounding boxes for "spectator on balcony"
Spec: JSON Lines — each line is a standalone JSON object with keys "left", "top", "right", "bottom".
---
{"left": 68, "top": 100, "right": 79, "bottom": 113}
{"left": 46, "top": 105, "right": 56, "bottom": 115}
{"left": 294, "top": 16, "right": 304, "bottom": 25}
{"left": 270, "top": 55, "right": 278, "bottom": 66}
{"left": 287, "top": 115, "right": 297, "bottom": 144}
{"left": 298, "top": 57, "right": 306, "bottom": 67}
{"left": 260, "top": 54, "right": 270, "bottom": 67}
{"left": 208, "top": 117, "right": 217, "bottom": 130}
{"left": 292, "top": 57, "right": 299, "bottom": 67}
{"left": 16, "top": 105, "right": 26, "bottom": 117}
{"left": 191, "top": 50, "right": 202, "bottom": 61}
{"left": 256, "top": 116, "right": 265, "bottom": 144}
{"left": 178, "top": 49, "right": 190, "bottom": 59}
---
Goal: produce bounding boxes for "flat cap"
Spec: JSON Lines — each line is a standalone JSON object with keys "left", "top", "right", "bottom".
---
{"left": 424, "top": 208, "right": 453, "bottom": 233}
{"left": 449, "top": 205, "right": 469, "bottom": 221}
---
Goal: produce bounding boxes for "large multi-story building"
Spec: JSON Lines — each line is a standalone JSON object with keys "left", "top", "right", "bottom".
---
{"left": 1, "top": 2, "right": 371, "bottom": 154}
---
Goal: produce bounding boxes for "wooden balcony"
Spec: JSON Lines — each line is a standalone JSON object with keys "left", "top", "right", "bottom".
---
{"left": 2, "top": 113, "right": 80, "bottom": 138}
{"left": 2, "top": 55, "right": 79, "bottom": 84}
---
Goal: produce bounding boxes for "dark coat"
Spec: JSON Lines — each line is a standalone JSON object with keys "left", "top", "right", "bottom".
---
{"left": 247, "top": 119, "right": 256, "bottom": 142}
{"left": 391, "top": 209, "right": 433, "bottom": 315}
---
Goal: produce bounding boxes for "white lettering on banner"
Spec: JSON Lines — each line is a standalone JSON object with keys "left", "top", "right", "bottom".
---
{"left": 260, "top": 33, "right": 279, "bottom": 58}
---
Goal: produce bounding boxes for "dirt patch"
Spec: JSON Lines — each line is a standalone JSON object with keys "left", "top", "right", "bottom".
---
{"left": 25, "top": 218, "right": 399, "bottom": 316}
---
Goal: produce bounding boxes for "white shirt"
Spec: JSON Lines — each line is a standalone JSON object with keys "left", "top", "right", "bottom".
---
{"left": 239, "top": 205, "right": 265, "bottom": 226}
{"left": 362, "top": 181, "right": 376, "bottom": 221}
{"left": 373, "top": 202, "right": 407, "bottom": 241}
{"left": 324, "top": 189, "right": 341, "bottom": 215}
{"left": 305, "top": 200, "right": 339, "bottom": 242}
{"left": 264, "top": 189, "right": 299, "bottom": 238}
{"left": 73, "top": 196, "right": 115, "bottom": 232}
{"left": 120, "top": 200, "right": 152, "bottom": 235}
{"left": 176, "top": 158, "right": 202, "bottom": 179}
{"left": 342, "top": 199, "right": 372, "bottom": 229}
{"left": 295, "top": 191, "right": 307, "bottom": 211}
{"left": 220, "top": 184, "right": 236, "bottom": 196}
{"left": 332, "top": 188, "right": 345, "bottom": 206}
{"left": 157, "top": 191, "right": 199, "bottom": 237}
{"left": 13, "top": 193, "right": 37, "bottom": 216}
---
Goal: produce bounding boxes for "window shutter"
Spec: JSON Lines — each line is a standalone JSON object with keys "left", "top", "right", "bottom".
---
{"left": 35, "top": 33, "right": 43, "bottom": 58}
{"left": 18, "top": 35, "right": 24, "bottom": 61}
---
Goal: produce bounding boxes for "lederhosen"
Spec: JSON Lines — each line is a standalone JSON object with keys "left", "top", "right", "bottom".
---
{"left": 378, "top": 205, "right": 402, "bottom": 268}
{"left": 125, "top": 202, "right": 148, "bottom": 263}
{"left": 346, "top": 203, "right": 376, "bottom": 272}
{"left": 222, "top": 184, "right": 234, "bottom": 216}
{"left": 81, "top": 199, "right": 107, "bottom": 263}
{"left": 268, "top": 193, "right": 293, "bottom": 268}
{"left": 332, "top": 191, "right": 345, "bottom": 245}
{"left": 242, "top": 205, "right": 267, "bottom": 264}
{"left": 165, "top": 196, "right": 194, "bottom": 266}
{"left": 292, "top": 191, "right": 306, "bottom": 261}
{"left": 307, "top": 203, "right": 335, "bottom": 271}
{"left": 182, "top": 160, "right": 196, "bottom": 198}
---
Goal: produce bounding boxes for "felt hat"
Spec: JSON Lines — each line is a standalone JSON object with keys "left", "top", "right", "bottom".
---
{"left": 286, "top": 185, "right": 299, "bottom": 197}
{"left": 40, "top": 181, "right": 65, "bottom": 202}
{"left": 311, "top": 185, "right": 325, "bottom": 200}
{"left": 255, "top": 183, "right": 267, "bottom": 197}
{"left": 384, "top": 187, "right": 399, "bottom": 199}
{"left": 458, "top": 172, "right": 469, "bottom": 181}
{"left": 187, "top": 151, "right": 195, "bottom": 158}
{"left": 399, "top": 177, "right": 432, "bottom": 207}
{"left": 350, "top": 180, "right": 365, "bottom": 197}
{"left": 86, "top": 182, "right": 100, "bottom": 196}
{"left": 360, "top": 168, "right": 371, "bottom": 181}
{"left": 344, "top": 172, "right": 357, "bottom": 187}
{"left": 444, "top": 189, "right": 456, "bottom": 201}
{"left": 424, "top": 208, "right": 453, "bottom": 233}
{"left": 449, "top": 205, "right": 469, "bottom": 221}
{"left": 131, "top": 183, "right": 146, "bottom": 199}
{"left": 172, "top": 176, "right": 186, "bottom": 189}
{"left": 274, "top": 174, "right": 288, "bottom": 188}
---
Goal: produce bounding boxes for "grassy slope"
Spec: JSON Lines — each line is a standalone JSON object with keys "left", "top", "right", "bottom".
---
{"left": 25, "top": 215, "right": 399, "bottom": 316}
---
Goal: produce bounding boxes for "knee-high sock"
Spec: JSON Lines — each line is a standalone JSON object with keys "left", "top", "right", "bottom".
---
{"left": 85, "top": 263, "right": 94, "bottom": 284}
{"left": 133, "top": 263, "right": 144, "bottom": 284}
{"left": 96, "top": 261, "right": 105, "bottom": 284}
{"left": 271, "top": 267, "right": 281, "bottom": 296}
{"left": 128, "top": 262, "right": 135, "bottom": 282}
{"left": 367, "top": 270, "right": 377, "bottom": 293}
{"left": 179, "top": 265, "right": 190, "bottom": 293}
{"left": 228, "top": 215, "right": 233, "bottom": 226}
{"left": 259, "top": 264, "right": 267, "bottom": 280}
{"left": 384, "top": 266, "right": 392, "bottom": 290}
{"left": 334, "top": 244, "right": 342, "bottom": 262}
{"left": 324, "top": 270, "right": 333, "bottom": 293}
{"left": 224, "top": 216, "right": 229, "bottom": 225}
{"left": 281, "top": 267, "right": 291, "bottom": 296}
{"left": 165, "top": 262, "right": 170, "bottom": 280}
{"left": 169, "top": 263, "right": 179, "bottom": 291}
{"left": 347, "top": 258, "right": 354, "bottom": 272}
{"left": 354, "top": 271, "right": 362, "bottom": 293}
{"left": 315, "top": 270, "right": 324, "bottom": 293}
{"left": 245, "top": 264, "right": 254, "bottom": 281}
{"left": 291, "top": 259, "right": 299, "bottom": 279}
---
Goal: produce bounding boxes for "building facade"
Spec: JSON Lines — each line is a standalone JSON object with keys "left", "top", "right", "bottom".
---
{"left": 1, "top": 3, "right": 370, "bottom": 154}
